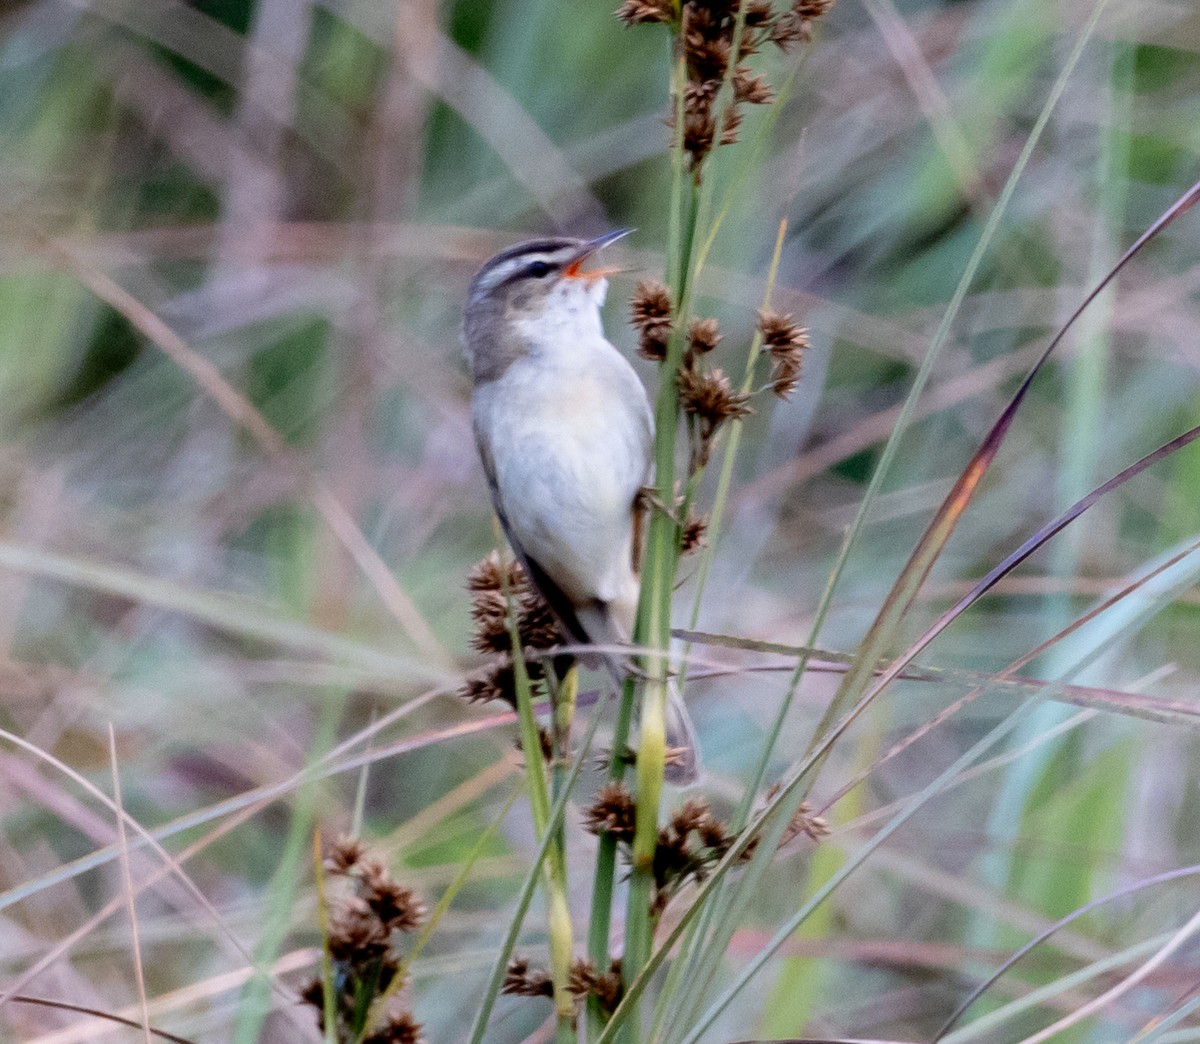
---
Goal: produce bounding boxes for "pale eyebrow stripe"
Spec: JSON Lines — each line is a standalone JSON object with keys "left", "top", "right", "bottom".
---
{"left": 479, "top": 252, "right": 568, "bottom": 292}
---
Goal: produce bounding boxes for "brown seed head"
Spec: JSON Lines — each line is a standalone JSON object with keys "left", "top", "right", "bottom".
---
{"left": 687, "top": 317, "right": 722, "bottom": 356}
{"left": 677, "top": 366, "right": 753, "bottom": 429}
{"left": 770, "top": 359, "right": 802, "bottom": 399}
{"left": 466, "top": 553, "right": 560, "bottom": 653}
{"left": 517, "top": 588, "right": 562, "bottom": 650}
{"left": 793, "top": 0, "right": 835, "bottom": 17}
{"left": 457, "top": 661, "right": 515, "bottom": 707}
{"left": 466, "top": 549, "right": 521, "bottom": 592}
{"left": 781, "top": 800, "right": 832, "bottom": 844}
{"left": 568, "top": 957, "right": 599, "bottom": 997}
{"left": 744, "top": 0, "right": 776, "bottom": 26}
{"left": 362, "top": 1008, "right": 423, "bottom": 1044}
{"left": 719, "top": 104, "right": 743, "bottom": 146}
{"left": 671, "top": 796, "right": 711, "bottom": 835}
{"left": 595, "top": 961, "right": 624, "bottom": 1012}
{"left": 582, "top": 780, "right": 637, "bottom": 843}
{"left": 502, "top": 956, "right": 555, "bottom": 998}
{"left": 364, "top": 874, "right": 425, "bottom": 933}
{"left": 325, "top": 834, "right": 367, "bottom": 875}
{"left": 685, "top": 27, "right": 731, "bottom": 84}
{"left": 758, "top": 309, "right": 809, "bottom": 399}
{"left": 468, "top": 589, "right": 511, "bottom": 654}
{"left": 680, "top": 511, "right": 708, "bottom": 555}
{"left": 683, "top": 106, "right": 717, "bottom": 165}
{"left": 631, "top": 278, "right": 675, "bottom": 361}
{"left": 769, "top": 14, "right": 807, "bottom": 48}
{"left": 758, "top": 309, "right": 809, "bottom": 352}
{"left": 734, "top": 67, "right": 775, "bottom": 105}
{"left": 615, "top": 0, "right": 675, "bottom": 25}
{"left": 328, "top": 895, "right": 390, "bottom": 965}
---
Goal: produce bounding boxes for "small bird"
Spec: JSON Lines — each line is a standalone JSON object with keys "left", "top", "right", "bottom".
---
{"left": 463, "top": 231, "right": 699, "bottom": 783}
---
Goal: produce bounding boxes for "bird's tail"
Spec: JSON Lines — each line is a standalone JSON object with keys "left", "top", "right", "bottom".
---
{"left": 576, "top": 603, "right": 701, "bottom": 785}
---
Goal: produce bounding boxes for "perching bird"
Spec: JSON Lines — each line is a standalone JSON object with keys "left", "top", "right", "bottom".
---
{"left": 463, "top": 231, "right": 699, "bottom": 783}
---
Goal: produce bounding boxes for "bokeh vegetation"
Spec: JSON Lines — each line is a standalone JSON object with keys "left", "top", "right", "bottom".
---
{"left": 3, "top": 0, "right": 1200, "bottom": 1041}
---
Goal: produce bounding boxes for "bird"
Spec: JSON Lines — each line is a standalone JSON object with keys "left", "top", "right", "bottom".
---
{"left": 463, "top": 230, "right": 699, "bottom": 783}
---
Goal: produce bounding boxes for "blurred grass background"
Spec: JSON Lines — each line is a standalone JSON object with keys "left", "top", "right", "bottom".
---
{"left": 2, "top": 0, "right": 1200, "bottom": 1040}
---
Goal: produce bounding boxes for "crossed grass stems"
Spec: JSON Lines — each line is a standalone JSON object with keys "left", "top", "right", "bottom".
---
{"left": 429, "top": 4, "right": 1200, "bottom": 1044}
{"left": 194, "top": 0, "right": 1200, "bottom": 1036}
{"left": 448, "top": 12, "right": 1200, "bottom": 1044}
{"left": 8, "top": 0, "right": 1200, "bottom": 1042}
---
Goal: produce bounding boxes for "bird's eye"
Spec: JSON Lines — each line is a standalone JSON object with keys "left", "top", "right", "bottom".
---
{"left": 526, "top": 260, "right": 552, "bottom": 278}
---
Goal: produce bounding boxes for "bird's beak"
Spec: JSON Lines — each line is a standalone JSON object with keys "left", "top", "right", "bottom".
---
{"left": 563, "top": 228, "right": 634, "bottom": 280}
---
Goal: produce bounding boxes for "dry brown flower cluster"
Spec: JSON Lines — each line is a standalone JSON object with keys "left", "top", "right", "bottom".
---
{"left": 502, "top": 955, "right": 623, "bottom": 1013}
{"left": 757, "top": 308, "right": 809, "bottom": 398}
{"left": 615, "top": 0, "right": 837, "bottom": 171}
{"left": 457, "top": 551, "right": 569, "bottom": 710}
{"left": 583, "top": 785, "right": 749, "bottom": 914}
{"left": 630, "top": 278, "right": 674, "bottom": 361}
{"left": 677, "top": 365, "right": 753, "bottom": 469}
{"left": 629, "top": 282, "right": 811, "bottom": 475}
{"left": 762, "top": 784, "right": 834, "bottom": 845}
{"left": 583, "top": 783, "right": 829, "bottom": 916}
{"left": 303, "top": 836, "right": 426, "bottom": 1043}
{"left": 466, "top": 551, "right": 560, "bottom": 656}
{"left": 680, "top": 509, "right": 709, "bottom": 554}
{"left": 630, "top": 279, "right": 752, "bottom": 473}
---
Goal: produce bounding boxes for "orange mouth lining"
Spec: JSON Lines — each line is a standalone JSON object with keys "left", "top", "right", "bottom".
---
{"left": 563, "top": 259, "right": 624, "bottom": 280}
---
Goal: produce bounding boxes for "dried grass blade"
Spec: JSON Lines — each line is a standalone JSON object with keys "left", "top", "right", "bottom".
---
{"left": 805, "top": 171, "right": 1200, "bottom": 777}
{"left": 934, "top": 865, "right": 1200, "bottom": 1040}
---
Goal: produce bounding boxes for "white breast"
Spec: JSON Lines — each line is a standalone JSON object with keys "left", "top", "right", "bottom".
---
{"left": 474, "top": 330, "right": 653, "bottom": 611}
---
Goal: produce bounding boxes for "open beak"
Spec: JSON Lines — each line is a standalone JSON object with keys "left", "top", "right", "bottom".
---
{"left": 563, "top": 228, "right": 634, "bottom": 280}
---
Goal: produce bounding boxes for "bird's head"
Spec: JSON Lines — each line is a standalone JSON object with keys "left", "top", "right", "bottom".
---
{"left": 463, "top": 230, "right": 632, "bottom": 381}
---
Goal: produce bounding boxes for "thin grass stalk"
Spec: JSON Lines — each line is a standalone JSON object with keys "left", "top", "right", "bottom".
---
{"left": 620, "top": 27, "right": 705, "bottom": 1028}
{"left": 233, "top": 702, "right": 341, "bottom": 1044}
{"left": 1021, "top": 903, "right": 1200, "bottom": 1042}
{"left": 0, "top": 539, "right": 443, "bottom": 684}
{"left": 677, "top": 699, "right": 1045, "bottom": 1042}
{"left": 594, "top": 39, "right": 692, "bottom": 1032}
{"left": 0, "top": 718, "right": 290, "bottom": 1000}
{"left": 662, "top": 9, "right": 1114, "bottom": 1021}
{"left": 969, "top": 37, "right": 1134, "bottom": 956}
{"left": 1133, "top": 985, "right": 1200, "bottom": 1041}
{"left": 0, "top": 688, "right": 450, "bottom": 915}
{"left": 663, "top": 14, "right": 1117, "bottom": 1016}
{"left": 7, "top": 996, "right": 197, "bottom": 1044}
{"left": 936, "top": 864, "right": 1200, "bottom": 1041}
{"left": 585, "top": 674, "right": 637, "bottom": 1035}
{"left": 592, "top": 692, "right": 1045, "bottom": 1044}
{"left": 677, "top": 536, "right": 1200, "bottom": 1042}
{"left": 937, "top": 934, "right": 1171, "bottom": 1044}
{"left": 109, "top": 724, "right": 152, "bottom": 1044}
{"left": 468, "top": 700, "right": 607, "bottom": 1044}
{"left": 312, "top": 833, "right": 338, "bottom": 1044}
{"left": 349, "top": 714, "right": 374, "bottom": 839}
{"left": 650, "top": 219, "right": 789, "bottom": 1039}
{"left": 798, "top": 0, "right": 1113, "bottom": 782}
{"left": 598, "top": 418, "right": 1200, "bottom": 1041}
{"left": 691, "top": 61, "right": 803, "bottom": 276}
{"left": 680, "top": 218, "right": 788, "bottom": 635}
{"left": 676, "top": 628, "right": 1200, "bottom": 727}
{"left": 501, "top": 568, "right": 574, "bottom": 1031}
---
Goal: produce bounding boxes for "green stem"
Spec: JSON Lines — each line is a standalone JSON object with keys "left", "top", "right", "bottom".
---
{"left": 653, "top": 221, "right": 788, "bottom": 1038}
{"left": 469, "top": 700, "right": 607, "bottom": 1044}
{"left": 586, "top": 673, "right": 637, "bottom": 1033}
{"left": 503, "top": 573, "right": 574, "bottom": 1027}
{"left": 312, "top": 833, "right": 338, "bottom": 1044}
